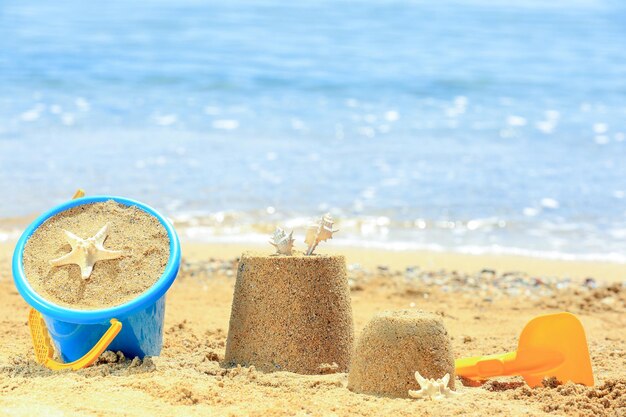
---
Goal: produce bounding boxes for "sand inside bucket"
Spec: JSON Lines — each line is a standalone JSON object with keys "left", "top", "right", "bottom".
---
{"left": 22, "top": 200, "right": 170, "bottom": 310}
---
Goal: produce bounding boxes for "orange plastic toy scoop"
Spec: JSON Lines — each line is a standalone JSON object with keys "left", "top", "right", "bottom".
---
{"left": 455, "top": 312, "right": 594, "bottom": 387}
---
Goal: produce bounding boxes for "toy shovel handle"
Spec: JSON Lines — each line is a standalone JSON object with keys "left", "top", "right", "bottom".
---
{"left": 456, "top": 347, "right": 563, "bottom": 380}
{"left": 455, "top": 351, "right": 518, "bottom": 379}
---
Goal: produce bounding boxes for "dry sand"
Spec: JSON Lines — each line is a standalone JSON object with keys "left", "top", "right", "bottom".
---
{"left": 0, "top": 241, "right": 624, "bottom": 416}
{"left": 22, "top": 201, "right": 170, "bottom": 309}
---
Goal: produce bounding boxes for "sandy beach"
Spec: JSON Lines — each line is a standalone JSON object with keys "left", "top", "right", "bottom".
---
{"left": 0, "top": 241, "right": 624, "bottom": 416}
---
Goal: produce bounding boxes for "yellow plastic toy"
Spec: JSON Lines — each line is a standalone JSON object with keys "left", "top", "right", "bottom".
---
{"left": 27, "top": 188, "right": 122, "bottom": 371}
{"left": 29, "top": 309, "right": 121, "bottom": 371}
{"left": 71, "top": 188, "right": 86, "bottom": 199}
{"left": 455, "top": 312, "right": 594, "bottom": 387}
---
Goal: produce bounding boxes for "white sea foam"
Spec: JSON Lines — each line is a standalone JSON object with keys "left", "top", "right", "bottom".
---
{"left": 20, "top": 110, "right": 40, "bottom": 122}
{"left": 175, "top": 228, "right": 626, "bottom": 264}
{"left": 523, "top": 207, "right": 540, "bottom": 217}
{"left": 61, "top": 113, "right": 75, "bottom": 126}
{"left": 290, "top": 118, "right": 305, "bottom": 130}
{"left": 535, "top": 120, "right": 556, "bottom": 134}
{"left": 594, "top": 135, "right": 609, "bottom": 145}
{"left": 204, "top": 106, "right": 221, "bottom": 115}
{"left": 75, "top": 97, "right": 90, "bottom": 111}
{"left": 20, "top": 104, "right": 45, "bottom": 122}
{"left": 507, "top": 115, "right": 527, "bottom": 127}
{"left": 540, "top": 198, "right": 560, "bottom": 209}
{"left": 212, "top": 119, "right": 239, "bottom": 130}
{"left": 593, "top": 123, "right": 608, "bottom": 134}
{"left": 384, "top": 110, "right": 399, "bottom": 122}
{"left": 154, "top": 114, "right": 178, "bottom": 126}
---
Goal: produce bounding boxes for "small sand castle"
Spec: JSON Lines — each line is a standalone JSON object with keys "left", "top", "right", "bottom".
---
{"left": 348, "top": 310, "right": 456, "bottom": 398}
{"left": 225, "top": 214, "right": 353, "bottom": 374}
{"left": 49, "top": 223, "right": 124, "bottom": 279}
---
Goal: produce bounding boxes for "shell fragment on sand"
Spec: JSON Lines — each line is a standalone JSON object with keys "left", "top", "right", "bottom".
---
{"left": 305, "top": 213, "right": 338, "bottom": 255}
{"left": 49, "top": 223, "right": 124, "bottom": 279}
{"left": 408, "top": 372, "right": 458, "bottom": 400}
{"left": 269, "top": 227, "right": 295, "bottom": 255}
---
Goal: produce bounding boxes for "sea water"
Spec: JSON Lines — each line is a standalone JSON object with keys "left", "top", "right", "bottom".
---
{"left": 0, "top": 0, "right": 625, "bottom": 261}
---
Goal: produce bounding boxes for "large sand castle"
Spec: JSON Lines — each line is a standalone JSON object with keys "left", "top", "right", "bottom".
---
{"left": 225, "top": 253, "right": 354, "bottom": 374}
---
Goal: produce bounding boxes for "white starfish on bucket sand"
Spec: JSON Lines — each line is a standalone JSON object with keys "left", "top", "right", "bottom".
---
{"left": 408, "top": 372, "right": 458, "bottom": 400}
{"left": 49, "top": 223, "right": 124, "bottom": 279}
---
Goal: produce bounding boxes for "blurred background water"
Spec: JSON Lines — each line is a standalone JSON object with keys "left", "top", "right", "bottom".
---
{"left": 0, "top": 0, "right": 625, "bottom": 260}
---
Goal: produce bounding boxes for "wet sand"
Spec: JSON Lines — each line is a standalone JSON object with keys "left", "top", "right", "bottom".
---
{"left": 0, "top": 242, "right": 624, "bottom": 416}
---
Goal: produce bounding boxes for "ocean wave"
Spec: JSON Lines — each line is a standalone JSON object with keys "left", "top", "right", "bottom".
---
{"left": 176, "top": 228, "right": 626, "bottom": 263}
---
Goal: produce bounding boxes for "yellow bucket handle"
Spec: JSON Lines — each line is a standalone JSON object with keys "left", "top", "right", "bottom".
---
{"left": 71, "top": 189, "right": 85, "bottom": 199}
{"left": 27, "top": 188, "right": 122, "bottom": 370}
{"left": 28, "top": 309, "right": 122, "bottom": 371}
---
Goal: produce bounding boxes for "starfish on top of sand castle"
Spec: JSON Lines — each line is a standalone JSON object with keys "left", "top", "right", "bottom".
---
{"left": 49, "top": 223, "right": 124, "bottom": 279}
{"left": 408, "top": 372, "right": 458, "bottom": 400}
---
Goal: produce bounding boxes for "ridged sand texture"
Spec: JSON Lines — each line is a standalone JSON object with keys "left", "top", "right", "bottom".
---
{"left": 348, "top": 310, "right": 455, "bottom": 397}
{"left": 225, "top": 253, "right": 354, "bottom": 374}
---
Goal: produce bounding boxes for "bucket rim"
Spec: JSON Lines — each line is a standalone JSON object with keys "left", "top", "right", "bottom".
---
{"left": 12, "top": 195, "right": 181, "bottom": 324}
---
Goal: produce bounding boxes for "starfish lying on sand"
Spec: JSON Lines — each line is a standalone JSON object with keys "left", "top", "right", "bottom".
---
{"left": 408, "top": 372, "right": 458, "bottom": 400}
{"left": 49, "top": 223, "right": 124, "bottom": 279}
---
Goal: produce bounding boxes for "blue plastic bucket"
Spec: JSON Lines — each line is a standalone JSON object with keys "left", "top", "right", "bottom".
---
{"left": 12, "top": 196, "right": 181, "bottom": 362}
